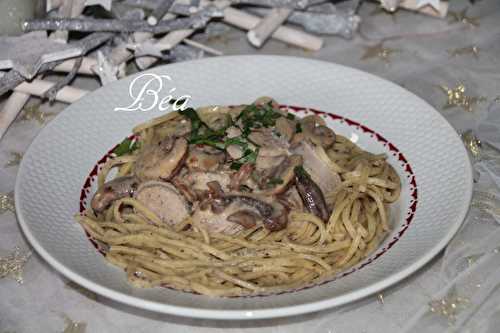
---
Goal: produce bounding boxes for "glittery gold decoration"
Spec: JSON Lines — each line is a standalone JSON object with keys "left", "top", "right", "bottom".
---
{"left": 61, "top": 314, "right": 87, "bottom": 333}
{"left": 448, "top": 8, "right": 480, "bottom": 27}
{"left": 361, "top": 42, "right": 400, "bottom": 63}
{"left": 471, "top": 191, "right": 500, "bottom": 217}
{"left": 4, "top": 152, "right": 23, "bottom": 168}
{"left": 18, "top": 105, "right": 56, "bottom": 125}
{"left": 461, "top": 130, "right": 482, "bottom": 159}
{"left": 377, "top": 293, "right": 385, "bottom": 304}
{"left": 65, "top": 280, "right": 98, "bottom": 301}
{"left": 448, "top": 45, "right": 479, "bottom": 59}
{"left": 428, "top": 288, "right": 469, "bottom": 324}
{"left": 0, "top": 246, "right": 31, "bottom": 283}
{"left": 465, "top": 254, "right": 481, "bottom": 268}
{"left": 439, "top": 84, "right": 486, "bottom": 112}
{"left": 0, "top": 191, "right": 15, "bottom": 215}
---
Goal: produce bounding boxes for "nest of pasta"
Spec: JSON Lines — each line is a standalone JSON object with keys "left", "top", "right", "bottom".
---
{"left": 77, "top": 97, "right": 401, "bottom": 297}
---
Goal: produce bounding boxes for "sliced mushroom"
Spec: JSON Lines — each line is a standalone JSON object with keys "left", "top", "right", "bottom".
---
{"left": 206, "top": 180, "right": 225, "bottom": 199}
{"left": 299, "top": 115, "right": 336, "bottom": 149}
{"left": 263, "top": 201, "right": 289, "bottom": 231}
{"left": 183, "top": 171, "right": 232, "bottom": 192}
{"left": 293, "top": 141, "right": 341, "bottom": 199}
{"left": 229, "top": 163, "right": 254, "bottom": 191}
{"left": 275, "top": 117, "right": 295, "bottom": 142}
{"left": 294, "top": 166, "right": 329, "bottom": 221}
{"left": 171, "top": 177, "right": 198, "bottom": 203}
{"left": 259, "top": 154, "right": 303, "bottom": 195}
{"left": 253, "top": 96, "right": 279, "bottom": 109}
{"left": 225, "top": 126, "right": 242, "bottom": 138}
{"left": 311, "top": 125, "right": 336, "bottom": 148}
{"left": 191, "top": 201, "right": 250, "bottom": 235}
{"left": 135, "top": 181, "right": 190, "bottom": 226}
{"left": 91, "top": 176, "right": 139, "bottom": 213}
{"left": 197, "top": 105, "right": 232, "bottom": 130}
{"left": 226, "top": 144, "right": 244, "bottom": 160}
{"left": 279, "top": 186, "right": 304, "bottom": 211}
{"left": 248, "top": 128, "right": 288, "bottom": 151}
{"left": 227, "top": 210, "right": 259, "bottom": 229}
{"left": 225, "top": 194, "right": 289, "bottom": 231}
{"left": 154, "top": 115, "right": 191, "bottom": 139}
{"left": 186, "top": 145, "right": 225, "bottom": 172}
{"left": 134, "top": 137, "right": 188, "bottom": 181}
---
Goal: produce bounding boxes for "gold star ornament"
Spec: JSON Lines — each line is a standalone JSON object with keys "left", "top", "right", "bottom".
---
{"left": 4, "top": 151, "right": 23, "bottom": 168}
{"left": 439, "top": 83, "right": 486, "bottom": 112}
{"left": 448, "top": 45, "right": 479, "bottom": 59}
{"left": 461, "top": 130, "right": 482, "bottom": 159}
{"left": 361, "top": 42, "right": 400, "bottom": 63}
{"left": 448, "top": 8, "right": 480, "bottom": 27}
{"left": 0, "top": 246, "right": 31, "bottom": 284}
{"left": 0, "top": 191, "right": 15, "bottom": 214}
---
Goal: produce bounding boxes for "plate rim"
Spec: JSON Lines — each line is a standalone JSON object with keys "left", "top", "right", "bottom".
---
{"left": 15, "top": 55, "right": 474, "bottom": 320}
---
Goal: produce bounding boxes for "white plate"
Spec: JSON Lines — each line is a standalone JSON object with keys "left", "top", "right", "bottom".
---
{"left": 16, "top": 56, "right": 473, "bottom": 320}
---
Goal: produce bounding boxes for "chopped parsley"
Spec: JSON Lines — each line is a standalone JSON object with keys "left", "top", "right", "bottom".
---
{"left": 237, "top": 102, "right": 282, "bottom": 134}
{"left": 230, "top": 148, "right": 259, "bottom": 170}
{"left": 294, "top": 165, "right": 310, "bottom": 179}
{"left": 286, "top": 113, "right": 295, "bottom": 120}
{"left": 113, "top": 137, "right": 140, "bottom": 156}
{"left": 295, "top": 123, "right": 303, "bottom": 133}
{"left": 181, "top": 102, "right": 287, "bottom": 170}
{"left": 267, "top": 178, "right": 284, "bottom": 186}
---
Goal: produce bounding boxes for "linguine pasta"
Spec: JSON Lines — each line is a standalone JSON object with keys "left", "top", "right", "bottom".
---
{"left": 76, "top": 97, "right": 401, "bottom": 296}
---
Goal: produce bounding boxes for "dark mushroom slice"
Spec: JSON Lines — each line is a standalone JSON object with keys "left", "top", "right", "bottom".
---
{"left": 278, "top": 186, "right": 304, "bottom": 212}
{"left": 229, "top": 163, "right": 254, "bottom": 191}
{"left": 263, "top": 201, "right": 289, "bottom": 231}
{"left": 171, "top": 177, "right": 198, "bottom": 203}
{"left": 227, "top": 210, "right": 259, "bottom": 229}
{"left": 294, "top": 166, "right": 330, "bottom": 222}
{"left": 224, "top": 194, "right": 274, "bottom": 217}
{"left": 134, "top": 137, "right": 188, "bottom": 181}
{"left": 134, "top": 181, "right": 190, "bottom": 227}
{"left": 91, "top": 176, "right": 139, "bottom": 213}
{"left": 186, "top": 145, "right": 225, "bottom": 172}
{"left": 225, "top": 194, "right": 289, "bottom": 232}
{"left": 206, "top": 180, "right": 225, "bottom": 199}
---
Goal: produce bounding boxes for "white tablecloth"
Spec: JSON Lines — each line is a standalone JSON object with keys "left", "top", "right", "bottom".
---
{"left": 2, "top": 0, "right": 500, "bottom": 332}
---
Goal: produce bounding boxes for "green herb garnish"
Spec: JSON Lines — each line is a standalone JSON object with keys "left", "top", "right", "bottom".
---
{"left": 237, "top": 102, "right": 282, "bottom": 136}
{"left": 286, "top": 113, "right": 295, "bottom": 120}
{"left": 295, "top": 123, "right": 303, "bottom": 133}
{"left": 267, "top": 178, "right": 284, "bottom": 186}
{"left": 113, "top": 137, "right": 140, "bottom": 156}
{"left": 230, "top": 148, "right": 259, "bottom": 170}
{"left": 181, "top": 103, "right": 284, "bottom": 170}
{"left": 294, "top": 165, "right": 310, "bottom": 179}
